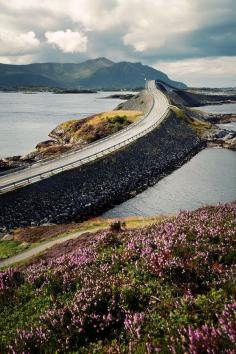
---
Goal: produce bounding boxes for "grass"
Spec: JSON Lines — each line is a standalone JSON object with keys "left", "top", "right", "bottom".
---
{"left": 39, "top": 110, "right": 144, "bottom": 158}
{"left": 171, "top": 106, "right": 186, "bottom": 119}
{"left": 0, "top": 240, "right": 29, "bottom": 260}
{"left": 56, "top": 119, "right": 78, "bottom": 130}
{"left": 88, "top": 110, "right": 143, "bottom": 125}
{"left": 171, "top": 106, "right": 213, "bottom": 136}
{"left": 0, "top": 202, "right": 235, "bottom": 353}
{"left": 0, "top": 215, "right": 170, "bottom": 263}
{"left": 187, "top": 117, "right": 213, "bottom": 136}
{"left": 50, "top": 110, "right": 143, "bottom": 145}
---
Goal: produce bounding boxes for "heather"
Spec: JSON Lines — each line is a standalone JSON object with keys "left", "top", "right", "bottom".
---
{"left": 0, "top": 202, "right": 235, "bottom": 353}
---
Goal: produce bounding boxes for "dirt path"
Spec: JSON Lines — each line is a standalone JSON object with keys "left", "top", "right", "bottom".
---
{"left": 0, "top": 227, "right": 101, "bottom": 268}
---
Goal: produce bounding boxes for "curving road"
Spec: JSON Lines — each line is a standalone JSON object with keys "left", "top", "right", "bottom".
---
{"left": 0, "top": 81, "right": 169, "bottom": 193}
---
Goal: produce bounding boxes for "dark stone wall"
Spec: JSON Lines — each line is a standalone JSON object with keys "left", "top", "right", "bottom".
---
{"left": 0, "top": 112, "right": 205, "bottom": 230}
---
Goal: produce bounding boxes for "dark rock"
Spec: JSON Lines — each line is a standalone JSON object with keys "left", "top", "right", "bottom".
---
{"left": 36, "top": 140, "right": 56, "bottom": 150}
{"left": 0, "top": 111, "right": 204, "bottom": 230}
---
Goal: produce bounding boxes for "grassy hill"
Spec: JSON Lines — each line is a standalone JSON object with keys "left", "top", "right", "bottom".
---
{"left": 0, "top": 58, "right": 186, "bottom": 90}
{"left": 0, "top": 201, "right": 235, "bottom": 353}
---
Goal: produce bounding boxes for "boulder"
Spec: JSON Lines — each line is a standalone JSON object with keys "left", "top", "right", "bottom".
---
{"left": 36, "top": 140, "right": 56, "bottom": 151}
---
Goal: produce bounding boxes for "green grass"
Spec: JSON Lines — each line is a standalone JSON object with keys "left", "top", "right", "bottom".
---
{"left": 0, "top": 203, "right": 235, "bottom": 352}
{"left": 171, "top": 106, "right": 186, "bottom": 119}
{"left": 0, "top": 241, "right": 29, "bottom": 260}
{"left": 0, "top": 216, "right": 171, "bottom": 263}
{"left": 0, "top": 284, "right": 53, "bottom": 350}
{"left": 171, "top": 106, "right": 213, "bottom": 136}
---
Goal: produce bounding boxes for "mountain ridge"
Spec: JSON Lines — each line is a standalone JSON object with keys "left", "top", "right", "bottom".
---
{"left": 0, "top": 57, "right": 186, "bottom": 89}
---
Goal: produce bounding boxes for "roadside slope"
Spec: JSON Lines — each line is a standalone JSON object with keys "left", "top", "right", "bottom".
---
{"left": 0, "top": 201, "right": 235, "bottom": 353}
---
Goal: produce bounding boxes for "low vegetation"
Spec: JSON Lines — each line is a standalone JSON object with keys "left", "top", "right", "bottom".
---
{"left": 171, "top": 106, "right": 213, "bottom": 137}
{"left": 49, "top": 110, "right": 143, "bottom": 145}
{"left": 75, "top": 114, "right": 132, "bottom": 143}
{"left": 12, "top": 110, "right": 144, "bottom": 162}
{"left": 0, "top": 241, "right": 29, "bottom": 260}
{"left": 0, "top": 202, "right": 235, "bottom": 353}
{"left": 0, "top": 216, "right": 166, "bottom": 261}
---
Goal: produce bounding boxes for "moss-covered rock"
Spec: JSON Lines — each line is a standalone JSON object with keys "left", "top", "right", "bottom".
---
{"left": 48, "top": 110, "right": 143, "bottom": 145}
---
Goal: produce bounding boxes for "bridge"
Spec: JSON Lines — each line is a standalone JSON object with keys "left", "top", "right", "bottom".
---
{"left": 0, "top": 81, "right": 170, "bottom": 194}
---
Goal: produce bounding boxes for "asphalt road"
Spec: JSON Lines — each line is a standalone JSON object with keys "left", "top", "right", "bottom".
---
{"left": 0, "top": 80, "right": 169, "bottom": 192}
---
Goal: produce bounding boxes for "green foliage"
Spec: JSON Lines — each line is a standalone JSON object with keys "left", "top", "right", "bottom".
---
{"left": 171, "top": 106, "right": 213, "bottom": 136}
{"left": 80, "top": 115, "right": 131, "bottom": 143}
{"left": 0, "top": 240, "right": 28, "bottom": 260}
{"left": 0, "top": 202, "right": 235, "bottom": 352}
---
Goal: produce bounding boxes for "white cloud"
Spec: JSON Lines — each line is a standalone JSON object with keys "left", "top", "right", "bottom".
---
{"left": 68, "top": 0, "right": 121, "bottom": 31}
{"left": 0, "top": 31, "right": 40, "bottom": 55}
{"left": 0, "top": 54, "right": 36, "bottom": 64}
{"left": 0, "top": 0, "right": 235, "bottom": 87}
{"left": 45, "top": 29, "right": 88, "bottom": 53}
{"left": 155, "top": 56, "right": 236, "bottom": 87}
{"left": 122, "top": 0, "right": 197, "bottom": 51}
{"left": 68, "top": 0, "right": 198, "bottom": 51}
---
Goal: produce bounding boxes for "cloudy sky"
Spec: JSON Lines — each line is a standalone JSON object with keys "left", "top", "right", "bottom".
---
{"left": 0, "top": 0, "right": 235, "bottom": 86}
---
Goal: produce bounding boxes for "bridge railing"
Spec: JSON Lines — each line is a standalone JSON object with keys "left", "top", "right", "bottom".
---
{"left": 0, "top": 87, "right": 152, "bottom": 179}
{"left": 0, "top": 86, "right": 169, "bottom": 194}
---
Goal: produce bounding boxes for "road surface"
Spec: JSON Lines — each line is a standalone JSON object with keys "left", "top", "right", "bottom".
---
{"left": 0, "top": 81, "right": 169, "bottom": 193}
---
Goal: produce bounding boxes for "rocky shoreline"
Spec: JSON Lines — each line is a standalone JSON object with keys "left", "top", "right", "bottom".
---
{"left": 0, "top": 110, "right": 203, "bottom": 230}
{"left": 204, "top": 113, "right": 236, "bottom": 124}
{"left": 104, "top": 93, "right": 136, "bottom": 100}
{"left": 170, "top": 89, "right": 236, "bottom": 107}
{"left": 0, "top": 85, "right": 236, "bottom": 230}
{"left": 0, "top": 91, "right": 151, "bottom": 174}
{"left": 0, "top": 87, "right": 235, "bottom": 176}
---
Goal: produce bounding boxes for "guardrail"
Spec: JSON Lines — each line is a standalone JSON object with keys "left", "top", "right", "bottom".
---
{"left": 0, "top": 87, "right": 152, "bottom": 179}
{"left": 0, "top": 83, "right": 169, "bottom": 194}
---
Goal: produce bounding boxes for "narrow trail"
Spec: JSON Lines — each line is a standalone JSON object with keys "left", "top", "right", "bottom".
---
{"left": 0, "top": 227, "right": 102, "bottom": 268}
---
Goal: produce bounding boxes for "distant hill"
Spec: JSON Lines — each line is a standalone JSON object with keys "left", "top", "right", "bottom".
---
{"left": 0, "top": 58, "right": 186, "bottom": 89}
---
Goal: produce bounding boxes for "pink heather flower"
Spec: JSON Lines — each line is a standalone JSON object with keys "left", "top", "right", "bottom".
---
{"left": 124, "top": 312, "right": 145, "bottom": 338}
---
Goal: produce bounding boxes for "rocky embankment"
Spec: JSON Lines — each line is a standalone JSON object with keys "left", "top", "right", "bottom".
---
{"left": 0, "top": 108, "right": 203, "bottom": 229}
{"left": 104, "top": 93, "right": 135, "bottom": 100}
{"left": 168, "top": 89, "right": 236, "bottom": 150}
{"left": 0, "top": 86, "right": 235, "bottom": 229}
{"left": 204, "top": 113, "right": 236, "bottom": 124}
{"left": 168, "top": 88, "right": 236, "bottom": 107}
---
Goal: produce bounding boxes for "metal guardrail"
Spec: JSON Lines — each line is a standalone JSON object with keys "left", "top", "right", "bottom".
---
{"left": 0, "top": 84, "right": 169, "bottom": 194}
{"left": 0, "top": 88, "right": 152, "bottom": 179}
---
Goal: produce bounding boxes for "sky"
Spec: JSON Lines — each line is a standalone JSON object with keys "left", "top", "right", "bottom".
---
{"left": 0, "top": 0, "right": 235, "bottom": 87}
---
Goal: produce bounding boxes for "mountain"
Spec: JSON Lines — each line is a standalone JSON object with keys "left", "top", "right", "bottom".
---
{"left": 79, "top": 61, "right": 186, "bottom": 89}
{"left": 0, "top": 58, "right": 186, "bottom": 89}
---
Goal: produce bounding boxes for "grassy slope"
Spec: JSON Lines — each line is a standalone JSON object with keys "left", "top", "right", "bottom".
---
{"left": 0, "top": 202, "right": 235, "bottom": 353}
{"left": 171, "top": 106, "right": 213, "bottom": 137}
{"left": 33, "top": 110, "right": 143, "bottom": 159}
{"left": 54, "top": 110, "right": 143, "bottom": 142}
{"left": 0, "top": 241, "right": 29, "bottom": 260}
{"left": 0, "top": 215, "right": 167, "bottom": 261}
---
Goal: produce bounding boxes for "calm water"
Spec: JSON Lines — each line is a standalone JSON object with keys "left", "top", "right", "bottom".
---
{"left": 103, "top": 103, "right": 236, "bottom": 218}
{"left": 199, "top": 103, "right": 236, "bottom": 114}
{"left": 1, "top": 96, "right": 235, "bottom": 217}
{"left": 103, "top": 148, "right": 236, "bottom": 217}
{"left": 199, "top": 103, "right": 236, "bottom": 132}
{"left": 0, "top": 92, "right": 125, "bottom": 158}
